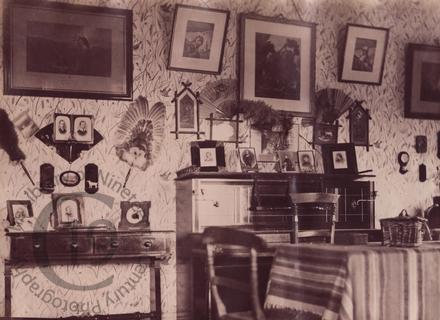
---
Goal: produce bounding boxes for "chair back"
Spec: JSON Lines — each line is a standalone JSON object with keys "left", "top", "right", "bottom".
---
{"left": 202, "top": 226, "right": 267, "bottom": 320}
{"left": 289, "top": 192, "right": 340, "bottom": 244}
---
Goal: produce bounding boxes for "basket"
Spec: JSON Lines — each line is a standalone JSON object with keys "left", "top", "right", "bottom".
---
{"left": 380, "top": 209, "right": 431, "bottom": 247}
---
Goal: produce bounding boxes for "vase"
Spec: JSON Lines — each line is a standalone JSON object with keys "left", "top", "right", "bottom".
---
{"left": 425, "top": 196, "right": 440, "bottom": 229}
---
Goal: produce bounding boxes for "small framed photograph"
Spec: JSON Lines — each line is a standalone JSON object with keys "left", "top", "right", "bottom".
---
{"left": 277, "top": 150, "right": 297, "bottom": 172}
{"left": 238, "top": 147, "right": 258, "bottom": 172}
{"left": 6, "top": 200, "right": 33, "bottom": 226}
{"left": 405, "top": 43, "right": 440, "bottom": 119}
{"left": 178, "top": 93, "right": 198, "bottom": 132}
{"left": 298, "top": 150, "right": 315, "bottom": 173}
{"left": 190, "top": 140, "right": 226, "bottom": 172}
{"left": 313, "top": 123, "right": 338, "bottom": 145}
{"left": 240, "top": 13, "right": 316, "bottom": 117}
{"left": 53, "top": 113, "right": 94, "bottom": 144}
{"left": 4, "top": 0, "right": 132, "bottom": 100}
{"left": 348, "top": 103, "right": 371, "bottom": 148}
{"left": 73, "top": 116, "right": 94, "bottom": 143}
{"left": 321, "top": 143, "right": 358, "bottom": 175}
{"left": 339, "top": 24, "right": 389, "bottom": 85}
{"left": 168, "top": 4, "right": 229, "bottom": 74}
{"left": 52, "top": 193, "right": 84, "bottom": 228}
{"left": 119, "top": 201, "right": 150, "bottom": 230}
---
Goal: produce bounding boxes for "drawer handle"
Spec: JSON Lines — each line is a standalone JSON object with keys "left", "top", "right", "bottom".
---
{"left": 71, "top": 243, "right": 79, "bottom": 249}
{"left": 143, "top": 240, "right": 153, "bottom": 248}
{"left": 33, "top": 243, "right": 41, "bottom": 249}
{"left": 111, "top": 241, "right": 119, "bottom": 248}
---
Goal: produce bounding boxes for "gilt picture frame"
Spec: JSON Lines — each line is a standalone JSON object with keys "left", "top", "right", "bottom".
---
{"left": 240, "top": 13, "right": 316, "bottom": 117}
{"left": 339, "top": 23, "right": 389, "bottom": 85}
{"left": 168, "top": 4, "right": 229, "bottom": 74}
{"left": 4, "top": 0, "right": 133, "bottom": 100}
{"left": 405, "top": 43, "right": 440, "bottom": 119}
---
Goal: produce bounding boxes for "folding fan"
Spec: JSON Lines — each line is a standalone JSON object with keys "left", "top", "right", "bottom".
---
{"left": 199, "top": 79, "right": 237, "bottom": 119}
{"left": 315, "top": 88, "right": 356, "bottom": 124}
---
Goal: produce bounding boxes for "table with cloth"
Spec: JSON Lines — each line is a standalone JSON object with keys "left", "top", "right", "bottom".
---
{"left": 264, "top": 242, "right": 440, "bottom": 320}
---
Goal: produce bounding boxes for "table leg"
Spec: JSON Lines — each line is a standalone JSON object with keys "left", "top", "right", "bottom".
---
{"left": 4, "top": 261, "right": 12, "bottom": 320}
{"left": 149, "top": 259, "right": 162, "bottom": 320}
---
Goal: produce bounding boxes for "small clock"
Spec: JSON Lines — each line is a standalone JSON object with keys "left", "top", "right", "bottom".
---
{"left": 397, "top": 151, "right": 409, "bottom": 174}
{"left": 119, "top": 201, "right": 150, "bottom": 230}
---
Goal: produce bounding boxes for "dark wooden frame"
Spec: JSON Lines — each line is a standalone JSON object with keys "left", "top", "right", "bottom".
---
{"left": 6, "top": 200, "right": 33, "bottom": 226}
{"left": 348, "top": 102, "right": 371, "bottom": 150}
{"left": 171, "top": 81, "right": 204, "bottom": 139}
{"left": 168, "top": 4, "right": 229, "bottom": 74}
{"left": 52, "top": 193, "right": 84, "bottom": 228}
{"left": 313, "top": 122, "right": 339, "bottom": 146}
{"left": 239, "top": 13, "right": 316, "bottom": 117}
{"left": 119, "top": 201, "right": 151, "bottom": 230}
{"left": 404, "top": 43, "right": 440, "bottom": 119}
{"left": 190, "top": 140, "right": 225, "bottom": 172}
{"left": 339, "top": 23, "right": 389, "bottom": 85}
{"left": 4, "top": 0, "right": 133, "bottom": 100}
{"left": 322, "top": 143, "right": 358, "bottom": 175}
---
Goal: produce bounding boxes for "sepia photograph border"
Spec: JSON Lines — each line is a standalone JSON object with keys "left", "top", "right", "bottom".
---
{"left": 339, "top": 23, "right": 389, "bottom": 85}
{"left": 4, "top": 0, "right": 133, "bottom": 100}
{"left": 168, "top": 4, "right": 229, "bottom": 74}
{"left": 239, "top": 13, "right": 316, "bottom": 117}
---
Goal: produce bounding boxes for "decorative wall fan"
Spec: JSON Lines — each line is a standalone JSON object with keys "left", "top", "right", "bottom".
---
{"left": 315, "top": 88, "right": 356, "bottom": 124}
{"left": 199, "top": 79, "right": 237, "bottom": 118}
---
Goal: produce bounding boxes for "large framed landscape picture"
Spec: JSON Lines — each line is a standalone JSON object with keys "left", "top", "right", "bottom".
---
{"left": 240, "top": 14, "right": 316, "bottom": 117}
{"left": 405, "top": 43, "right": 440, "bottom": 119}
{"left": 4, "top": 0, "right": 133, "bottom": 100}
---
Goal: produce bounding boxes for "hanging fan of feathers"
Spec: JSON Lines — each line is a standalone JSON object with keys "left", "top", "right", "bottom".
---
{"left": 314, "top": 88, "right": 356, "bottom": 124}
{"left": 114, "top": 96, "right": 165, "bottom": 187}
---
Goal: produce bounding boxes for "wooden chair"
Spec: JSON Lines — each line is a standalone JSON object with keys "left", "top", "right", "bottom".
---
{"left": 202, "top": 226, "right": 267, "bottom": 320}
{"left": 289, "top": 192, "right": 340, "bottom": 244}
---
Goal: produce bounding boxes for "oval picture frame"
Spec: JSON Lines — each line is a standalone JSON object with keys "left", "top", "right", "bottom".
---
{"left": 60, "top": 170, "right": 81, "bottom": 187}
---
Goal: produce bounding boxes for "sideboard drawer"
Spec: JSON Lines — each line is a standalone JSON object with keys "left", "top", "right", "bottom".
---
{"left": 94, "top": 235, "right": 166, "bottom": 255}
{"left": 11, "top": 234, "right": 93, "bottom": 259}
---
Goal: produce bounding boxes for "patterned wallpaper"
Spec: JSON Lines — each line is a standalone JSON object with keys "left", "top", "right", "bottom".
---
{"left": 1, "top": 0, "right": 440, "bottom": 318}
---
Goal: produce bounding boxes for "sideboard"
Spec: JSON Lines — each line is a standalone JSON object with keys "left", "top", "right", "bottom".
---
{"left": 4, "top": 229, "right": 172, "bottom": 320}
{"left": 175, "top": 172, "right": 375, "bottom": 320}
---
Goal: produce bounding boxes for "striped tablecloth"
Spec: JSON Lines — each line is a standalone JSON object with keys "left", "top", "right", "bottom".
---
{"left": 264, "top": 242, "right": 440, "bottom": 320}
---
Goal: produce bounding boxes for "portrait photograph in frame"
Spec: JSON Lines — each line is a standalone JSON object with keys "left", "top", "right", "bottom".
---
{"left": 277, "top": 150, "right": 297, "bottom": 172}
{"left": 240, "top": 13, "right": 316, "bottom": 117}
{"left": 6, "top": 200, "right": 33, "bottom": 226}
{"left": 168, "top": 4, "right": 229, "bottom": 74}
{"left": 405, "top": 43, "right": 440, "bottom": 119}
{"left": 339, "top": 23, "right": 389, "bottom": 85}
{"left": 321, "top": 143, "right": 358, "bottom": 175}
{"left": 4, "top": 0, "right": 133, "bottom": 100}
{"left": 53, "top": 114, "right": 94, "bottom": 144}
{"left": 52, "top": 193, "right": 84, "bottom": 228}
{"left": 297, "top": 150, "right": 315, "bottom": 173}
{"left": 190, "top": 140, "right": 226, "bottom": 172}
{"left": 238, "top": 147, "right": 258, "bottom": 172}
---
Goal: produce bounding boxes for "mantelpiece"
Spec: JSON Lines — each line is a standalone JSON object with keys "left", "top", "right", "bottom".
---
{"left": 4, "top": 229, "right": 172, "bottom": 320}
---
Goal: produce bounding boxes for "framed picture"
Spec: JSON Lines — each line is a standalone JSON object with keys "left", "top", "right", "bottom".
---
{"left": 168, "top": 4, "right": 229, "bottom": 74}
{"left": 4, "top": 0, "right": 133, "bottom": 100}
{"left": 52, "top": 193, "right": 84, "bottom": 228}
{"left": 190, "top": 140, "right": 226, "bottom": 172}
{"left": 404, "top": 43, "right": 440, "bottom": 119}
{"left": 238, "top": 147, "right": 258, "bottom": 172}
{"left": 6, "top": 200, "right": 33, "bottom": 226}
{"left": 119, "top": 201, "right": 150, "bottom": 230}
{"left": 321, "top": 143, "right": 358, "bottom": 175}
{"left": 240, "top": 13, "right": 316, "bottom": 117}
{"left": 348, "top": 102, "right": 371, "bottom": 149}
{"left": 53, "top": 114, "right": 94, "bottom": 144}
{"left": 277, "top": 150, "right": 297, "bottom": 172}
{"left": 313, "top": 122, "right": 338, "bottom": 145}
{"left": 339, "top": 24, "right": 389, "bottom": 85}
{"left": 297, "top": 150, "right": 315, "bottom": 173}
